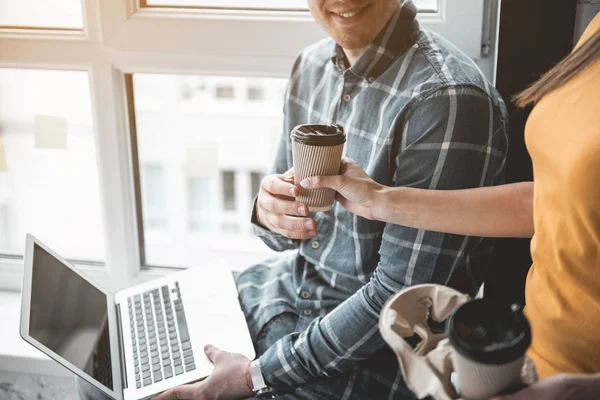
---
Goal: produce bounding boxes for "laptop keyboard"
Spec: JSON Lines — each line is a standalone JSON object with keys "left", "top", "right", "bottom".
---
{"left": 127, "top": 282, "right": 195, "bottom": 389}
{"left": 93, "top": 320, "right": 113, "bottom": 389}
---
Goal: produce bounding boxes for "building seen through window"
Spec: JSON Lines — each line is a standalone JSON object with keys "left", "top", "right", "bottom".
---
{"left": 215, "top": 85, "right": 235, "bottom": 100}
{"left": 247, "top": 87, "right": 265, "bottom": 101}
{"left": 187, "top": 177, "right": 212, "bottom": 232}
{"left": 221, "top": 170, "right": 236, "bottom": 211}
{"left": 141, "top": 164, "right": 167, "bottom": 229}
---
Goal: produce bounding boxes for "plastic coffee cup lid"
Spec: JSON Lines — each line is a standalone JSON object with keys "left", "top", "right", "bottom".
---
{"left": 447, "top": 300, "right": 532, "bottom": 365}
{"left": 291, "top": 124, "right": 346, "bottom": 146}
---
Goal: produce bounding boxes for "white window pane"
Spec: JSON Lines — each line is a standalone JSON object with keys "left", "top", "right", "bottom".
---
{"left": 0, "top": 69, "right": 105, "bottom": 261}
{"left": 133, "top": 74, "right": 284, "bottom": 269}
{"left": 144, "top": 0, "right": 306, "bottom": 10}
{"left": 0, "top": 0, "right": 83, "bottom": 29}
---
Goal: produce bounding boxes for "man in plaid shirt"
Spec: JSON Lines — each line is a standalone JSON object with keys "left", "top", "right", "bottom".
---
{"left": 152, "top": 0, "right": 508, "bottom": 399}
{"left": 75, "top": 1, "right": 507, "bottom": 400}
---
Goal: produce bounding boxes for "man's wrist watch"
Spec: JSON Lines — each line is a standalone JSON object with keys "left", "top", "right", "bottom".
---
{"left": 249, "top": 359, "right": 279, "bottom": 398}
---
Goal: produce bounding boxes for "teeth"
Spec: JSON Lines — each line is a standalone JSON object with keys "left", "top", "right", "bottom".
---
{"left": 341, "top": 10, "right": 359, "bottom": 18}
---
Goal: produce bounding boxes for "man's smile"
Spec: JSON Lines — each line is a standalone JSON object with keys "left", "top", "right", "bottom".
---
{"left": 329, "top": 3, "right": 372, "bottom": 24}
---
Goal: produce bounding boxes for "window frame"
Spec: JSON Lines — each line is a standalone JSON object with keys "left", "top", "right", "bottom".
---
{"left": 140, "top": 0, "right": 307, "bottom": 12}
{"left": 0, "top": 0, "right": 495, "bottom": 291}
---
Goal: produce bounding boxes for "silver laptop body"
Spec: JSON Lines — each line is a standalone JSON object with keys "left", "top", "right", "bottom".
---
{"left": 20, "top": 234, "right": 255, "bottom": 400}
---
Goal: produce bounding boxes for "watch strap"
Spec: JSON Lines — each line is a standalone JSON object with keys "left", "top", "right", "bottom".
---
{"left": 250, "top": 359, "right": 267, "bottom": 390}
{"left": 249, "top": 360, "right": 279, "bottom": 398}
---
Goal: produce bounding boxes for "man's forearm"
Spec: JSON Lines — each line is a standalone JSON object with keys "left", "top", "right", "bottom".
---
{"left": 374, "top": 182, "right": 534, "bottom": 238}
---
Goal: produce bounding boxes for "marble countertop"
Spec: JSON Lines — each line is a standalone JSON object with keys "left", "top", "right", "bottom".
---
{"left": 0, "top": 370, "right": 77, "bottom": 400}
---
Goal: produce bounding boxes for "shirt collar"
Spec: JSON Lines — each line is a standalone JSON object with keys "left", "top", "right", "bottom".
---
{"left": 330, "top": 0, "right": 419, "bottom": 79}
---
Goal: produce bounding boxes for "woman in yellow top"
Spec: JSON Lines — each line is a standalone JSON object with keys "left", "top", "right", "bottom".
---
{"left": 301, "top": 12, "right": 600, "bottom": 399}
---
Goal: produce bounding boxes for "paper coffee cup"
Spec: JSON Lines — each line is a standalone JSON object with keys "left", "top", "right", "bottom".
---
{"left": 448, "top": 301, "right": 531, "bottom": 400}
{"left": 291, "top": 124, "right": 346, "bottom": 212}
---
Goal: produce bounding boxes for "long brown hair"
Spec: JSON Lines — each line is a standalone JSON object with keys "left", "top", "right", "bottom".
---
{"left": 514, "top": 30, "right": 600, "bottom": 108}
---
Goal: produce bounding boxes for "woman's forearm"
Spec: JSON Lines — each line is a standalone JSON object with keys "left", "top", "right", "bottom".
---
{"left": 373, "top": 182, "right": 534, "bottom": 238}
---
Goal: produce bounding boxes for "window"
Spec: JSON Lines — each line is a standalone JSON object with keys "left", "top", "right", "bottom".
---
{"left": 130, "top": 74, "right": 284, "bottom": 269}
{"left": 141, "top": 164, "right": 167, "bottom": 229}
{"left": 247, "top": 87, "right": 265, "bottom": 102}
{"left": 0, "top": 0, "right": 83, "bottom": 29}
{"left": 0, "top": 69, "right": 105, "bottom": 262}
{"left": 188, "top": 177, "right": 213, "bottom": 232}
{"left": 221, "top": 171, "right": 236, "bottom": 211}
{"left": 221, "top": 222, "right": 239, "bottom": 234}
{"left": 215, "top": 85, "right": 235, "bottom": 100}
{"left": 1, "top": 0, "right": 497, "bottom": 289}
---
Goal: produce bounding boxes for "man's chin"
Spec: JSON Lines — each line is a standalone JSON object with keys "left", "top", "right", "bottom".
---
{"left": 334, "top": 35, "right": 372, "bottom": 52}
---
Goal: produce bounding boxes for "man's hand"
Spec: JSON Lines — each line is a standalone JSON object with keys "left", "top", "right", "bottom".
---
{"left": 256, "top": 168, "right": 317, "bottom": 239}
{"left": 487, "top": 373, "right": 600, "bottom": 400}
{"left": 153, "top": 345, "right": 253, "bottom": 400}
{"left": 300, "top": 158, "right": 385, "bottom": 221}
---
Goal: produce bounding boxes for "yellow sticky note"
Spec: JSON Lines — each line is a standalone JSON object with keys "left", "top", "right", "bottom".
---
{"left": 185, "top": 142, "right": 219, "bottom": 178}
{"left": 0, "top": 139, "right": 6, "bottom": 171}
{"left": 35, "top": 115, "right": 68, "bottom": 149}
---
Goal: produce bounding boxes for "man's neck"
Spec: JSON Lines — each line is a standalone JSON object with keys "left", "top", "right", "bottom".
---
{"left": 342, "top": 46, "right": 369, "bottom": 67}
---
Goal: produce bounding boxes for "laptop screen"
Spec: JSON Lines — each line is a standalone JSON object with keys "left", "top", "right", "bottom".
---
{"left": 29, "top": 244, "right": 114, "bottom": 390}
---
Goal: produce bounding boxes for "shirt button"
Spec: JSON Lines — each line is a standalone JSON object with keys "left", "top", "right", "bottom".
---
{"left": 343, "top": 93, "right": 351, "bottom": 102}
{"left": 368, "top": 76, "right": 375, "bottom": 83}
{"left": 311, "top": 240, "right": 320, "bottom": 249}
{"left": 303, "top": 309, "right": 313, "bottom": 316}
{"left": 301, "top": 291, "right": 310, "bottom": 299}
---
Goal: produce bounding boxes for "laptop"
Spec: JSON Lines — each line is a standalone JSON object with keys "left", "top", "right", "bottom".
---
{"left": 20, "top": 234, "right": 255, "bottom": 400}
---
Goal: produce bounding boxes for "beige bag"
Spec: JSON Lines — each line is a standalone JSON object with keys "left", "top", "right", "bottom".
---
{"left": 380, "top": 284, "right": 469, "bottom": 400}
{"left": 380, "top": 284, "right": 538, "bottom": 400}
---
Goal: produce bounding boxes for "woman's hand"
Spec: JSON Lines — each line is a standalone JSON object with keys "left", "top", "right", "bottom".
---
{"left": 300, "top": 158, "right": 386, "bottom": 220}
{"left": 489, "top": 373, "right": 600, "bottom": 400}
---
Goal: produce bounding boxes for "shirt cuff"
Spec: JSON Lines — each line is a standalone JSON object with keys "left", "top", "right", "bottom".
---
{"left": 258, "top": 338, "right": 307, "bottom": 390}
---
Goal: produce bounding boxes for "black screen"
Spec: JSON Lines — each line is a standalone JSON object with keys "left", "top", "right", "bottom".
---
{"left": 29, "top": 244, "right": 113, "bottom": 390}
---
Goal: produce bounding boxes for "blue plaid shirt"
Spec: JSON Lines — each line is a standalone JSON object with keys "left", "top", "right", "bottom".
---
{"left": 240, "top": 2, "right": 509, "bottom": 397}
